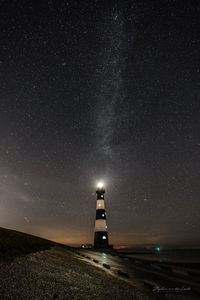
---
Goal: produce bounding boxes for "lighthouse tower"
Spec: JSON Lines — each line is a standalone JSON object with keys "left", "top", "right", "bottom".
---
{"left": 94, "top": 182, "right": 109, "bottom": 248}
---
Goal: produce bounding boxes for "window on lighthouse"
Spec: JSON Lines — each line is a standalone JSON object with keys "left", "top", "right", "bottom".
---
{"left": 102, "top": 236, "right": 106, "bottom": 240}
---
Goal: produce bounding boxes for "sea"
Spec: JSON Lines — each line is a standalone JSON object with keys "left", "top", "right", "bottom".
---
{"left": 117, "top": 249, "right": 200, "bottom": 265}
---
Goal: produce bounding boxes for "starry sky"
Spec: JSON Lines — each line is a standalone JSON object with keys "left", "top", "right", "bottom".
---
{"left": 0, "top": 0, "right": 200, "bottom": 248}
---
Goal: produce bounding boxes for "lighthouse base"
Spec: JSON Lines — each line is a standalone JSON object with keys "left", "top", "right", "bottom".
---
{"left": 94, "top": 231, "right": 109, "bottom": 248}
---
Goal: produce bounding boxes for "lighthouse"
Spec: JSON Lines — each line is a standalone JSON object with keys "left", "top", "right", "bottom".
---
{"left": 94, "top": 182, "right": 109, "bottom": 248}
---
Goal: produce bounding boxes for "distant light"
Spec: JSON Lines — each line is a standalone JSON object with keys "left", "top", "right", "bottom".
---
{"left": 102, "top": 236, "right": 106, "bottom": 240}
{"left": 102, "top": 214, "right": 105, "bottom": 217}
{"left": 97, "top": 182, "right": 104, "bottom": 188}
{"left": 98, "top": 203, "right": 101, "bottom": 207}
{"left": 156, "top": 247, "right": 160, "bottom": 252}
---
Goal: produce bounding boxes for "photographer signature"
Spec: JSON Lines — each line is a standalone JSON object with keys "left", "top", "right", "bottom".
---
{"left": 153, "top": 286, "right": 191, "bottom": 293}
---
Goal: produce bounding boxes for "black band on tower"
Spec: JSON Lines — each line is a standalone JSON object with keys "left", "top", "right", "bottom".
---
{"left": 94, "top": 232, "right": 108, "bottom": 248}
{"left": 96, "top": 192, "right": 104, "bottom": 200}
{"left": 96, "top": 209, "right": 106, "bottom": 220}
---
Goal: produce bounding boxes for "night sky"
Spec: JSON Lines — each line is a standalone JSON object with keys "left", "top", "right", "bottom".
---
{"left": 0, "top": 0, "right": 200, "bottom": 248}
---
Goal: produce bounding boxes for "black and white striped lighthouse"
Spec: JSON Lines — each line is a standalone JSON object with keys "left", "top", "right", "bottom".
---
{"left": 94, "top": 182, "right": 109, "bottom": 248}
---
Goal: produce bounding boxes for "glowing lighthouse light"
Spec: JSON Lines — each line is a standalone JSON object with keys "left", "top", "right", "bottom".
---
{"left": 97, "top": 182, "right": 104, "bottom": 189}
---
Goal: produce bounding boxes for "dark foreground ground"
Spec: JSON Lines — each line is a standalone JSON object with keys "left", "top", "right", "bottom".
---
{"left": 0, "top": 227, "right": 150, "bottom": 300}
